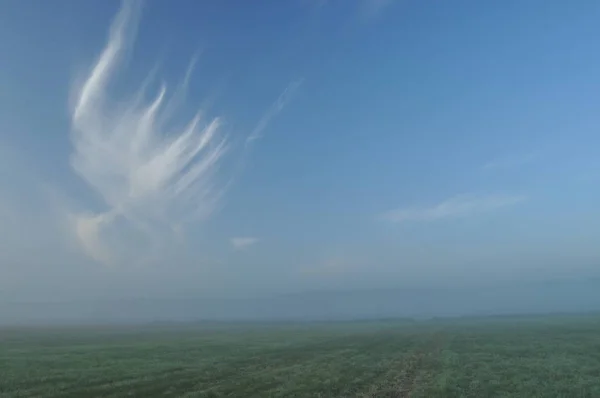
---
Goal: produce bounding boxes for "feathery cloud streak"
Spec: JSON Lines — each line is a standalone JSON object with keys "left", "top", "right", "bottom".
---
{"left": 383, "top": 194, "right": 527, "bottom": 223}
{"left": 361, "top": 0, "right": 396, "bottom": 18}
{"left": 247, "top": 79, "right": 303, "bottom": 142}
{"left": 69, "top": 1, "right": 228, "bottom": 265}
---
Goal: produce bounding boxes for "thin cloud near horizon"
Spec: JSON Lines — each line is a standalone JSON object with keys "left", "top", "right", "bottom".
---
{"left": 483, "top": 152, "right": 540, "bottom": 171}
{"left": 382, "top": 193, "right": 527, "bottom": 223}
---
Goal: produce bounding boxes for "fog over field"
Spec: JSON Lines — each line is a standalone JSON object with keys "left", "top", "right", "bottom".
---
{"left": 5, "top": 2, "right": 600, "bottom": 397}
{"left": 2, "top": 278, "right": 600, "bottom": 325}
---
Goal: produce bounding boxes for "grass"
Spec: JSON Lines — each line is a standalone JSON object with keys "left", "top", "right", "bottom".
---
{"left": 2, "top": 315, "right": 600, "bottom": 397}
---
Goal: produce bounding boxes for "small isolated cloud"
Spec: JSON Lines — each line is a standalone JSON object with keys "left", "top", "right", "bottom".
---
{"left": 382, "top": 194, "right": 527, "bottom": 223}
{"left": 483, "top": 152, "right": 539, "bottom": 171}
{"left": 231, "top": 237, "right": 259, "bottom": 250}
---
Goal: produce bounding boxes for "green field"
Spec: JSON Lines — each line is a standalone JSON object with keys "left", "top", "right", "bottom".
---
{"left": 2, "top": 315, "right": 600, "bottom": 397}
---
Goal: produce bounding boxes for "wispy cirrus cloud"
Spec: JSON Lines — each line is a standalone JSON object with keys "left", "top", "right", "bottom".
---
{"left": 231, "top": 237, "right": 259, "bottom": 250}
{"left": 382, "top": 194, "right": 527, "bottom": 223}
{"left": 69, "top": 0, "right": 228, "bottom": 266}
{"left": 68, "top": 1, "right": 295, "bottom": 266}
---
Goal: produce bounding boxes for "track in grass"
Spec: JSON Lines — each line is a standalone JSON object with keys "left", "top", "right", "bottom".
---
{"left": 358, "top": 331, "right": 444, "bottom": 398}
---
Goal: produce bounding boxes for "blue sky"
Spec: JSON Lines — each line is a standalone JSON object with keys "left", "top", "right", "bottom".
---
{"left": 2, "top": 0, "right": 600, "bottom": 302}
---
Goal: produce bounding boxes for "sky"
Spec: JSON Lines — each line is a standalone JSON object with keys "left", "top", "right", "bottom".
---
{"left": 2, "top": 0, "right": 600, "bottom": 306}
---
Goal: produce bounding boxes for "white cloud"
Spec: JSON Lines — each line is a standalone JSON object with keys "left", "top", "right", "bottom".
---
{"left": 69, "top": 1, "right": 229, "bottom": 266}
{"left": 66, "top": 1, "right": 302, "bottom": 266}
{"left": 382, "top": 193, "right": 527, "bottom": 223}
{"left": 231, "top": 237, "right": 259, "bottom": 250}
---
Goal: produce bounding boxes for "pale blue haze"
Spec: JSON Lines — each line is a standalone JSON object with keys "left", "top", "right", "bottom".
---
{"left": 1, "top": 0, "right": 600, "bottom": 320}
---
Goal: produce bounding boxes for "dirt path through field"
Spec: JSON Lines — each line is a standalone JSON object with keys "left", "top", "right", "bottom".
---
{"left": 394, "top": 349, "right": 425, "bottom": 397}
{"left": 397, "top": 332, "right": 444, "bottom": 397}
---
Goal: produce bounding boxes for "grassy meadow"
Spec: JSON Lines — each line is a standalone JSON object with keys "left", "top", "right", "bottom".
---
{"left": 2, "top": 315, "right": 600, "bottom": 397}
